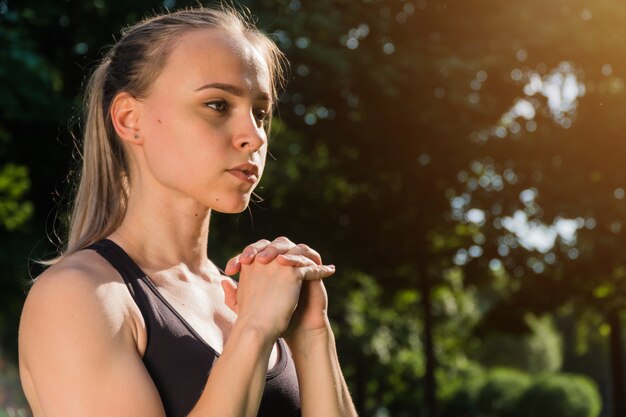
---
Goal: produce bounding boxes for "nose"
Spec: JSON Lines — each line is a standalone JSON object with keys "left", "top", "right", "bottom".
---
{"left": 233, "top": 110, "right": 266, "bottom": 152}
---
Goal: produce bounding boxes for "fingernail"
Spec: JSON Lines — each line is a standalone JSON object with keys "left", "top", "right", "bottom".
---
{"left": 328, "top": 265, "right": 335, "bottom": 270}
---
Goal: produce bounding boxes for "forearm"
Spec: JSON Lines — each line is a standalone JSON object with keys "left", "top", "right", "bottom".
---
{"left": 289, "top": 324, "right": 358, "bottom": 417}
{"left": 188, "top": 321, "right": 274, "bottom": 417}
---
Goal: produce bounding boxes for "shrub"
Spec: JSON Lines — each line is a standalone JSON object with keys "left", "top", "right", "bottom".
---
{"left": 517, "top": 374, "right": 601, "bottom": 417}
{"left": 441, "top": 370, "right": 602, "bottom": 417}
{"left": 441, "top": 371, "right": 484, "bottom": 417}
{"left": 477, "top": 315, "right": 563, "bottom": 374}
{"left": 477, "top": 368, "right": 532, "bottom": 417}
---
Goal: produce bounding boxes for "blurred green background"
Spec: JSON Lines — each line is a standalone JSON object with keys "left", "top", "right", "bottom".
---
{"left": 3, "top": 0, "right": 626, "bottom": 416}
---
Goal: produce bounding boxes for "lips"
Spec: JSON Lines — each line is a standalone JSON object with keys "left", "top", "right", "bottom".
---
{"left": 227, "top": 163, "right": 259, "bottom": 184}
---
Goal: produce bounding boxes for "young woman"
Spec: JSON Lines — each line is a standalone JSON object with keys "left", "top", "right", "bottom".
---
{"left": 18, "top": 7, "right": 357, "bottom": 417}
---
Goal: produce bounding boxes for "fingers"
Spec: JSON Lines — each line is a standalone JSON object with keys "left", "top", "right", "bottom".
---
{"left": 280, "top": 255, "right": 336, "bottom": 280}
{"left": 277, "top": 253, "right": 318, "bottom": 267}
{"left": 225, "top": 237, "right": 298, "bottom": 274}
{"left": 239, "top": 252, "right": 335, "bottom": 281}
{"left": 297, "top": 264, "right": 336, "bottom": 281}
{"left": 221, "top": 279, "right": 239, "bottom": 314}
{"left": 240, "top": 238, "right": 272, "bottom": 263}
{"left": 255, "top": 236, "right": 297, "bottom": 264}
{"left": 224, "top": 254, "right": 242, "bottom": 276}
{"left": 224, "top": 237, "right": 325, "bottom": 276}
{"left": 224, "top": 239, "right": 272, "bottom": 275}
{"left": 255, "top": 239, "right": 322, "bottom": 265}
{"left": 283, "top": 243, "right": 322, "bottom": 265}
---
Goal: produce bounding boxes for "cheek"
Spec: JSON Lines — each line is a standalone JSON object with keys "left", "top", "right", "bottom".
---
{"left": 143, "top": 138, "right": 186, "bottom": 190}
{"left": 142, "top": 116, "right": 227, "bottom": 191}
{"left": 142, "top": 121, "right": 196, "bottom": 185}
{"left": 258, "top": 146, "right": 268, "bottom": 178}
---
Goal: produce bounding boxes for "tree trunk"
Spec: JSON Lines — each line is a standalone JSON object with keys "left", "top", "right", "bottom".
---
{"left": 420, "top": 264, "right": 438, "bottom": 417}
{"left": 608, "top": 309, "right": 625, "bottom": 417}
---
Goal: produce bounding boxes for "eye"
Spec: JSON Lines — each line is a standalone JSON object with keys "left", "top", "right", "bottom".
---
{"left": 253, "top": 108, "right": 270, "bottom": 126}
{"left": 206, "top": 100, "right": 229, "bottom": 112}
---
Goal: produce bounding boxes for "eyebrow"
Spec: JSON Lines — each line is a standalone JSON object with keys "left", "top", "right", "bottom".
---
{"left": 194, "top": 82, "right": 270, "bottom": 101}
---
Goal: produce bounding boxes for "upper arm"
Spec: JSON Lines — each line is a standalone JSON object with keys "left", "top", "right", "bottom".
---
{"left": 19, "top": 265, "right": 166, "bottom": 417}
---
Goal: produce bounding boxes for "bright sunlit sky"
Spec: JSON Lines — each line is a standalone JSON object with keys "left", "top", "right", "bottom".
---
{"left": 455, "top": 59, "right": 590, "bottom": 266}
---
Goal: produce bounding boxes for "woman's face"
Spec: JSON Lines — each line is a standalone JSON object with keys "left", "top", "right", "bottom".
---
{"left": 137, "top": 28, "right": 271, "bottom": 214}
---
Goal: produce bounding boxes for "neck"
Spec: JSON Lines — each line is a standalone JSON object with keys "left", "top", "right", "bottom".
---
{"left": 108, "top": 182, "right": 215, "bottom": 275}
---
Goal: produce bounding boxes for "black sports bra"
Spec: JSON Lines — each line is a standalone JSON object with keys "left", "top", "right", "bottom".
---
{"left": 86, "top": 239, "right": 301, "bottom": 417}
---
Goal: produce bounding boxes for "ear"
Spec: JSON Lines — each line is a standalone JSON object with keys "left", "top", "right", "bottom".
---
{"left": 110, "top": 92, "right": 143, "bottom": 144}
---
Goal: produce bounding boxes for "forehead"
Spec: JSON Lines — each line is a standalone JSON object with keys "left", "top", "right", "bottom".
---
{"left": 155, "top": 28, "right": 271, "bottom": 95}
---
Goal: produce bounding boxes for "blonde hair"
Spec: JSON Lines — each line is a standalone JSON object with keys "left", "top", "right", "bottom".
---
{"left": 50, "top": 6, "right": 286, "bottom": 263}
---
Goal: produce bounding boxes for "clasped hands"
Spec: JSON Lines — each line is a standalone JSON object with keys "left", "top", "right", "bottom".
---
{"left": 221, "top": 237, "right": 335, "bottom": 345}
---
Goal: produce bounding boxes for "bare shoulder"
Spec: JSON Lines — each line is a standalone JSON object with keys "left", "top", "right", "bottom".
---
{"left": 20, "top": 250, "right": 122, "bottom": 377}
{"left": 19, "top": 249, "right": 164, "bottom": 417}
{"left": 19, "top": 248, "right": 134, "bottom": 364}
{"left": 21, "top": 249, "right": 129, "bottom": 341}
{"left": 29, "top": 248, "right": 121, "bottom": 291}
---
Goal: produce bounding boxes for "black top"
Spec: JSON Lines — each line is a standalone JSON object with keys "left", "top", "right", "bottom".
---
{"left": 86, "top": 239, "right": 301, "bottom": 417}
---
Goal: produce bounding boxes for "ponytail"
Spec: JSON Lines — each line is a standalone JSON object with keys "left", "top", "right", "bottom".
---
{"left": 66, "top": 59, "right": 129, "bottom": 254}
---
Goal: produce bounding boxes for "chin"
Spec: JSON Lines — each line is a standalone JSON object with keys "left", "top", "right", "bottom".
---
{"left": 212, "top": 197, "right": 251, "bottom": 214}
{"left": 217, "top": 206, "right": 249, "bottom": 214}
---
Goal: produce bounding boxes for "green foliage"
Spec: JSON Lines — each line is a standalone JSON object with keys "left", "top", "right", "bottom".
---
{"left": 261, "top": 119, "right": 365, "bottom": 210}
{"left": 0, "top": 164, "right": 33, "bottom": 231}
{"left": 477, "top": 368, "right": 532, "bottom": 417}
{"left": 328, "top": 271, "right": 424, "bottom": 414}
{"left": 518, "top": 374, "right": 602, "bottom": 417}
{"left": 0, "top": 23, "right": 64, "bottom": 122}
{"left": 442, "top": 369, "right": 601, "bottom": 417}
{"left": 477, "top": 315, "right": 563, "bottom": 373}
{"left": 441, "top": 368, "right": 485, "bottom": 417}
{"left": 434, "top": 267, "right": 485, "bottom": 395}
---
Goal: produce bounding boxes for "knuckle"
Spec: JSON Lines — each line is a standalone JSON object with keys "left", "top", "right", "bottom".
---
{"left": 290, "top": 255, "right": 304, "bottom": 264}
{"left": 296, "top": 243, "right": 310, "bottom": 251}
{"left": 301, "top": 255, "right": 315, "bottom": 265}
{"left": 275, "top": 236, "right": 291, "bottom": 244}
{"left": 294, "top": 268, "right": 305, "bottom": 280}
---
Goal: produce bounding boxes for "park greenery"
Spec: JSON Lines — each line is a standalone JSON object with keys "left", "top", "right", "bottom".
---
{"left": 3, "top": 0, "right": 626, "bottom": 416}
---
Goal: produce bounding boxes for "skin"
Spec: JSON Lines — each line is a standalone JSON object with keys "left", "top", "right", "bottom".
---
{"left": 19, "top": 28, "right": 357, "bottom": 417}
